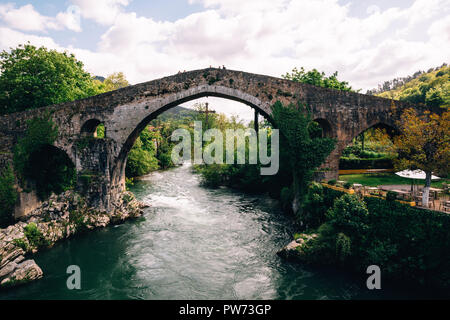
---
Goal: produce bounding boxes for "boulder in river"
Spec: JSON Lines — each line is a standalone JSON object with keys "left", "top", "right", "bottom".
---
{"left": 0, "top": 259, "right": 43, "bottom": 287}
{"left": 277, "top": 233, "right": 318, "bottom": 261}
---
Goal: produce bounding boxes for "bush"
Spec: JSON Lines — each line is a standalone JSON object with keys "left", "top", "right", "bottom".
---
{"left": 68, "top": 210, "right": 89, "bottom": 232}
{"left": 199, "top": 164, "right": 225, "bottom": 188}
{"left": 126, "top": 142, "right": 159, "bottom": 177}
{"left": 0, "top": 165, "right": 17, "bottom": 228}
{"left": 326, "top": 194, "right": 370, "bottom": 236}
{"left": 386, "top": 191, "right": 397, "bottom": 201}
{"left": 301, "top": 183, "right": 328, "bottom": 228}
{"left": 280, "top": 186, "right": 293, "bottom": 213}
{"left": 158, "top": 152, "right": 173, "bottom": 170}
{"left": 13, "top": 238, "right": 28, "bottom": 251}
{"left": 359, "top": 150, "right": 384, "bottom": 159}
{"left": 327, "top": 179, "right": 336, "bottom": 185}
{"left": 339, "top": 157, "right": 394, "bottom": 170}
{"left": 336, "top": 232, "right": 352, "bottom": 263}
{"left": 24, "top": 222, "right": 50, "bottom": 249}
{"left": 300, "top": 223, "right": 337, "bottom": 264}
{"left": 322, "top": 186, "right": 346, "bottom": 207}
{"left": 344, "top": 182, "right": 352, "bottom": 189}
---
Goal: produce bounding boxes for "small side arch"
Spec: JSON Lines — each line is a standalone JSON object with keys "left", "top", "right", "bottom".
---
{"left": 350, "top": 122, "right": 400, "bottom": 144}
{"left": 81, "top": 119, "right": 105, "bottom": 138}
{"left": 27, "top": 144, "right": 77, "bottom": 200}
{"left": 312, "top": 118, "right": 334, "bottom": 138}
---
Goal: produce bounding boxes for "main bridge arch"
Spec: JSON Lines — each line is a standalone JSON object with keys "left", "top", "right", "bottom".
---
{"left": 0, "top": 67, "right": 420, "bottom": 210}
{"left": 106, "top": 85, "right": 274, "bottom": 191}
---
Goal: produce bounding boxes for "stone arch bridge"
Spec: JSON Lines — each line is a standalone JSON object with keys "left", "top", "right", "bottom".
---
{"left": 0, "top": 68, "right": 420, "bottom": 212}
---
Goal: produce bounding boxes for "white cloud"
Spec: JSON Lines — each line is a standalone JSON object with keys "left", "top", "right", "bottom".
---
{"left": 71, "top": 0, "right": 129, "bottom": 25}
{"left": 0, "top": 3, "right": 81, "bottom": 32}
{"left": 0, "top": 26, "right": 61, "bottom": 49}
{"left": 99, "top": 12, "right": 171, "bottom": 54}
{"left": 403, "top": 0, "right": 449, "bottom": 26}
{"left": 56, "top": 7, "right": 82, "bottom": 32}
{"left": 428, "top": 14, "right": 450, "bottom": 45}
{"left": 0, "top": 0, "right": 448, "bottom": 95}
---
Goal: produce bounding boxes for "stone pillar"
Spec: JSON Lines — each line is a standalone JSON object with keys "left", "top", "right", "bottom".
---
{"left": 14, "top": 188, "right": 42, "bottom": 220}
{"left": 315, "top": 140, "right": 346, "bottom": 182}
{"left": 74, "top": 138, "right": 119, "bottom": 212}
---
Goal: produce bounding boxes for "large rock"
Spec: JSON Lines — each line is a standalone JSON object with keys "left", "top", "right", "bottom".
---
{"left": 277, "top": 234, "right": 318, "bottom": 260}
{"left": 0, "top": 190, "right": 143, "bottom": 289}
{"left": 0, "top": 259, "right": 43, "bottom": 287}
{"left": 0, "top": 246, "right": 25, "bottom": 269}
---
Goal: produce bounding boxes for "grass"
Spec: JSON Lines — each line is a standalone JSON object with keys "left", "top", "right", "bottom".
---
{"left": 339, "top": 173, "right": 449, "bottom": 188}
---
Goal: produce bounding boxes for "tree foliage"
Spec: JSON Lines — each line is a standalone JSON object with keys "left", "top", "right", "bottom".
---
{"left": 271, "top": 101, "right": 336, "bottom": 215}
{"left": 126, "top": 137, "right": 159, "bottom": 178}
{"left": 94, "top": 72, "right": 130, "bottom": 93}
{"left": 282, "top": 67, "right": 355, "bottom": 92}
{"left": 0, "top": 43, "right": 102, "bottom": 115}
{"left": 392, "top": 108, "right": 450, "bottom": 205}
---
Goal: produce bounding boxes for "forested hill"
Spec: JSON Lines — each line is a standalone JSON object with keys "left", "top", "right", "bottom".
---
{"left": 366, "top": 63, "right": 449, "bottom": 109}
{"left": 157, "top": 105, "right": 196, "bottom": 121}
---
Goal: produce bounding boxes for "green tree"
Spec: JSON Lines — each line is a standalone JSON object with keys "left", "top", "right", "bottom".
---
{"left": 271, "top": 101, "right": 336, "bottom": 216}
{"left": 282, "top": 67, "right": 355, "bottom": 92}
{"left": 392, "top": 108, "right": 450, "bottom": 207}
{"left": 125, "top": 137, "right": 159, "bottom": 177}
{"left": 103, "top": 72, "right": 129, "bottom": 91}
{"left": 326, "top": 194, "right": 370, "bottom": 235}
{"left": 0, "top": 43, "right": 102, "bottom": 115}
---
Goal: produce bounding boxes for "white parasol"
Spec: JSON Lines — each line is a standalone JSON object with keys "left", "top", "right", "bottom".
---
{"left": 395, "top": 169, "right": 441, "bottom": 195}
{"left": 395, "top": 169, "right": 441, "bottom": 180}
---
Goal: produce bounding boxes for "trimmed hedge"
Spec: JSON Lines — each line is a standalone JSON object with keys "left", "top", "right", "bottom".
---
{"left": 339, "top": 157, "right": 393, "bottom": 170}
{"left": 306, "top": 185, "right": 450, "bottom": 289}
{"left": 362, "top": 197, "right": 450, "bottom": 288}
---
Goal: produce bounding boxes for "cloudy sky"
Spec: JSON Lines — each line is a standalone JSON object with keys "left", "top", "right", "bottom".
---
{"left": 0, "top": 0, "right": 449, "bottom": 120}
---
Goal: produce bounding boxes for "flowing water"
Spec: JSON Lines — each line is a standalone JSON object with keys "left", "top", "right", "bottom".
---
{"left": 0, "top": 164, "right": 444, "bottom": 300}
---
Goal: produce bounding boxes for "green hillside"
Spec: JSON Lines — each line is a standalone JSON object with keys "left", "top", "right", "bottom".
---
{"left": 367, "top": 64, "right": 449, "bottom": 109}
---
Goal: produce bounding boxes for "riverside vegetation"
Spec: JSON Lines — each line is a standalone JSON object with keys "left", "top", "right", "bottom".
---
{"left": 278, "top": 184, "right": 450, "bottom": 290}
{"left": 197, "top": 67, "right": 450, "bottom": 291}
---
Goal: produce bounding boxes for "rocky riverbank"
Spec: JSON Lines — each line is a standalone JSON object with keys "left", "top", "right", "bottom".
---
{"left": 0, "top": 190, "right": 146, "bottom": 288}
{"left": 277, "top": 233, "right": 318, "bottom": 262}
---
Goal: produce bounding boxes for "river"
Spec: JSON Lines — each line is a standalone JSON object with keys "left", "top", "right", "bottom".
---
{"left": 0, "top": 164, "right": 443, "bottom": 299}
